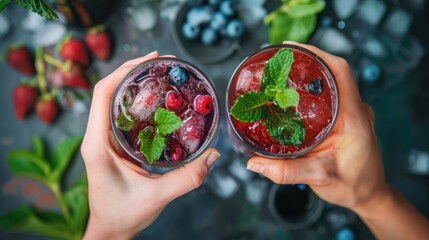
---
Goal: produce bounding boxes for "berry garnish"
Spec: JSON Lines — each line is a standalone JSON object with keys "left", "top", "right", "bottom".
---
{"left": 194, "top": 95, "right": 213, "bottom": 115}
{"left": 166, "top": 91, "right": 183, "bottom": 110}
{"left": 169, "top": 144, "right": 184, "bottom": 162}
{"left": 169, "top": 66, "right": 189, "bottom": 86}
{"left": 308, "top": 78, "right": 323, "bottom": 95}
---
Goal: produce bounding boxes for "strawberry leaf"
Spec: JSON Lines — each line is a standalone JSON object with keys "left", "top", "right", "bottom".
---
{"left": 263, "top": 106, "right": 305, "bottom": 145}
{"left": 231, "top": 91, "right": 270, "bottom": 122}
{"left": 154, "top": 108, "right": 183, "bottom": 135}
{"left": 139, "top": 128, "right": 166, "bottom": 164}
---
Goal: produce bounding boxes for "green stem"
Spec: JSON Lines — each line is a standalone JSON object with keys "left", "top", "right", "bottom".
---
{"left": 49, "top": 182, "right": 79, "bottom": 240}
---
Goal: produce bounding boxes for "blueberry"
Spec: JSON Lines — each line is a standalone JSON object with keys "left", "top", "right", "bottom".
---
{"left": 226, "top": 19, "right": 244, "bottom": 39}
{"left": 220, "top": 0, "right": 235, "bottom": 17}
{"left": 169, "top": 66, "right": 189, "bottom": 86}
{"left": 186, "top": 6, "right": 214, "bottom": 26}
{"left": 208, "top": 0, "right": 221, "bottom": 6}
{"left": 362, "top": 64, "right": 381, "bottom": 84}
{"left": 308, "top": 78, "right": 324, "bottom": 95}
{"left": 182, "top": 22, "right": 200, "bottom": 40}
{"left": 201, "top": 27, "right": 219, "bottom": 45}
{"left": 210, "top": 12, "right": 227, "bottom": 30}
{"left": 188, "top": 0, "right": 204, "bottom": 6}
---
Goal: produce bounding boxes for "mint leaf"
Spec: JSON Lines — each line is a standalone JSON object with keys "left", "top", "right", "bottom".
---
{"left": 49, "top": 137, "right": 82, "bottom": 184}
{"left": 275, "top": 88, "right": 300, "bottom": 108}
{"left": 261, "top": 48, "right": 294, "bottom": 91}
{"left": 263, "top": 106, "right": 305, "bottom": 145}
{"left": 123, "top": 88, "right": 133, "bottom": 108}
{"left": 63, "top": 178, "right": 88, "bottom": 238}
{"left": 288, "top": 1, "right": 326, "bottom": 19}
{"left": 0, "top": 0, "right": 11, "bottom": 12}
{"left": 231, "top": 92, "right": 270, "bottom": 122}
{"left": 15, "top": 0, "right": 59, "bottom": 20}
{"left": 155, "top": 108, "right": 183, "bottom": 135}
{"left": 268, "top": 12, "right": 316, "bottom": 44}
{"left": 139, "top": 128, "right": 166, "bottom": 164}
{"left": 0, "top": 206, "right": 69, "bottom": 238}
{"left": 7, "top": 150, "right": 51, "bottom": 182}
{"left": 116, "top": 112, "right": 135, "bottom": 131}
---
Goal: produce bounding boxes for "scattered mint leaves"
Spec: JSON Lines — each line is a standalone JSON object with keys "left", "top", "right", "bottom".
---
{"left": 264, "top": 0, "right": 325, "bottom": 44}
{"left": 155, "top": 108, "right": 183, "bottom": 135}
{"left": 263, "top": 107, "right": 305, "bottom": 145}
{"left": 230, "top": 47, "right": 306, "bottom": 146}
{"left": 139, "top": 128, "right": 166, "bottom": 165}
{"left": 116, "top": 113, "right": 135, "bottom": 131}
{"left": 261, "top": 48, "right": 294, "bottom": 91}
{"left": 230, "top": 92, "right": 270, "bottom": 122}
{"left": 138, "top": 108, "right": 183, "bottom": 164}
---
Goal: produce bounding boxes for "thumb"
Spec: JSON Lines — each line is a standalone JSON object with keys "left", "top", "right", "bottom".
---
{"left": 158, "top": 148, "right": 220, "bottom": 201}
{"left": 247, "top": 156, "right": 331, "bottom": 185}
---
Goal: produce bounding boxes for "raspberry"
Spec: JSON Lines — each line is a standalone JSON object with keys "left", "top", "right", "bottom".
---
{"left": 166, "top": 91, "right": 183, "bottom": 110}
{"left": 194, "top": 95, "right": 213, "bottom": 115}
{"left": 169, "top": 144, "right": 184, "bottom": 162}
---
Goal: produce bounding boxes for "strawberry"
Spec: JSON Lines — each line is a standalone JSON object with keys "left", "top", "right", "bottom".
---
{"left": 57, "top": 34, "right": 90, "bottom": 68}
{"left": 7, "top": 45, "right": 36, "bottom": 76}
{"left": 85, "top": 25, "right": 111, "bottom": 61}
{"left": 13, "top": 84, "right": 39, "bottom": 119}
{"left": 36, "top": 98, "right": 59, "bottom": 124}
{"left": 45, "top": 54, "right": 90, "bottom": 90}
{"left": 168, "top": 144, "right": 184, "bottom": 162}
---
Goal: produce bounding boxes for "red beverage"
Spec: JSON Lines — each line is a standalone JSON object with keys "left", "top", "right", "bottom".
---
{"left": 111, "top": 57, "right": 219, "bottom": 167}
{"left": 227, "top": 45, "right": 339, "bottom": 157}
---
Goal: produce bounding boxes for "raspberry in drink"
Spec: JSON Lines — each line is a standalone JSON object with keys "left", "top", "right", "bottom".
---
{"left": 227, "top": 45, "right": 339, "bottom": 158}
{"left": 111, "top": 57, "right": 219, "bottom": 167}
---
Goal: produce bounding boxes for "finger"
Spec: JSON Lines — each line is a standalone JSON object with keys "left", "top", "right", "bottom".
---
{"left": 247, "top": 156, "right": 332, "bottom": 185}
{"left": 157, "top": 149, "right": 221, "bottom": 201}
{"left": 283, "top": 41, "right": 362, "bottom": 110}
{"left": 86, "top": 51, "right": 159, "bottom": 134}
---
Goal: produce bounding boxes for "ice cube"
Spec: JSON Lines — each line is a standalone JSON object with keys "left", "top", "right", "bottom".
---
{"left": 235, "top": 62, "right": 264, "bottom": 95}
{"left": 177, "top": 76, "right": 205, "bottom": 102}
{"left": 356, "top": 0, "right": 387, "bottom": 26}
{"left": 297, "top": 90, "right": 333, "bottom": 140}
{"left": 174, "top": 109, "right": 206, "bottom": 154}
{"left": 333, "top": 0, "right": 359, "bottom": 19}
{"left": 128, "top": 79, "right": 167, "bottom": 122}
{"left": 383, "top": 9, "right": 413, "bottom": 37}
{"left": 289, "top": 58, "right": 313, "bottom": 89}
{"left": 313, "top": 28, "right": 354, "bottom": 55}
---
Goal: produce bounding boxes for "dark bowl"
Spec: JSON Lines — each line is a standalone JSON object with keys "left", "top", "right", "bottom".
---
{"left": 172, "top": 3, "right": 240, "bottom": 64}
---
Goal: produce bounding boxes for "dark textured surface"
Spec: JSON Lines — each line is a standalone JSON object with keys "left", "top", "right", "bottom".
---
{"left": 0, "top": 1, "right": 428, "bottom": 239}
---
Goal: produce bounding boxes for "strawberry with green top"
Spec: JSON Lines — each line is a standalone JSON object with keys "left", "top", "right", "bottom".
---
{"left": 7, "top": 45, "right": 36, "bottom": 76}
{"left": 13, "top": 83, "right": 39, "bottom": 119}
{"left": 45, "top": 54, "right": 90, "bottom": 90}
{"left": 36, "top": 97, "right": 59, "bottom": 124}
{"left": 57, "top": 33, "right": 90, "bottom": 68}
{"left": 85, "top": 25, "right": 112, "bottom": 61}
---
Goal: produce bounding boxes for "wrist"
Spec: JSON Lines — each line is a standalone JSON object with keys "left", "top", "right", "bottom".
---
{"left": 83, "top": 216, "right": 137, "bottom": 240}
{"left": 352, "top": 184, "right": 395, "bottom": 220}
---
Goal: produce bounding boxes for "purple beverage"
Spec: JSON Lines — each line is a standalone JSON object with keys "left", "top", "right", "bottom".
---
{"left": 111, "top": 57, "right": 219, "bottom": 167}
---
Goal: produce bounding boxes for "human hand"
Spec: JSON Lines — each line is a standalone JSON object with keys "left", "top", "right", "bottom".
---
{"left": 246, "top": 42, "right": 391, "bottom": 215}
{"left": 81, "top": 52, "right": 220, "bottom": 239}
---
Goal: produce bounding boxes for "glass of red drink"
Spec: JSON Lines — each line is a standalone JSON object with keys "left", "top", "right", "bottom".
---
{"left": 226, "top": 44, "right": 339, "bottom": 158}
{"left": 111, "top": 57, "right": 219, "bottom": 167}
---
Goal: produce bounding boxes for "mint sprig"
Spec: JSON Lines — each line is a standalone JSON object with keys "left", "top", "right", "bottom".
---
{"left": 264, "top": 107, "right": 305, "bottom": 145}
{"left": 138, "top": 108, "right": 183, "bottom": 164}
{"left": 117, "top": 113, "right": 135, "bottom": 131}
{"left": 231, "top": 48, "right": 306, "bottom": 145}
{"left": 261, "top": 48, "right": 294, "bottom": 91}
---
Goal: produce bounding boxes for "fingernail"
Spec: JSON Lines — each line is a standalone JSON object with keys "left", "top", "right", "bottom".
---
{"left": 207, "top": 152, "right": 221, "bottom": 167}
{"left": 161, "top": 54, "right": 176, "bottom": 58}
{"left": 148, "top": 51, "right": 158, "bottom": 56}
{"left": 283, "top": 41, "right": 297, "bottom": 44}
{"left": 247, "top": 163, "right": 265, "bottom": 174}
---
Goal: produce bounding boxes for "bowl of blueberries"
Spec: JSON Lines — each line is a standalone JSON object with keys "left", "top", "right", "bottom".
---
{"left": 172, "top": 0, "right": 245, "bottom": 64}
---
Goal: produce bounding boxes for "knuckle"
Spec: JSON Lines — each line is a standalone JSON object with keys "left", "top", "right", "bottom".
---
{"left": 187, "top": 167, "right": 206, "bottom": 188}
{"left": 312, "top": 162, "right": 332, "bottom": 185}
{"left": 271, "top": 164, "right": 295, "bottom": 184}
{"left": 337, "top": 57, "right": 350, "bottom": 69}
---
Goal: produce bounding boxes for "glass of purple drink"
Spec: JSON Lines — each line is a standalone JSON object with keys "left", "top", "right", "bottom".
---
{"left": 111, "top": 57, "right": 219, "bottom": 168}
